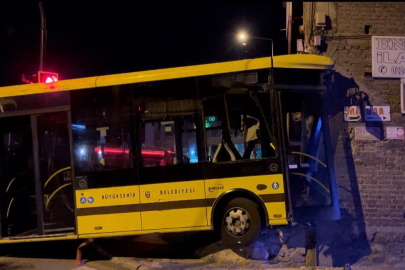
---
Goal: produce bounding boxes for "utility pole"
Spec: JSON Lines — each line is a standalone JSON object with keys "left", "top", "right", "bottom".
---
{"left": 38, "top": 2, "right": 46, "bottom": 71}
{"left": 287, "top": 2, "right": 292, "bottom": 54}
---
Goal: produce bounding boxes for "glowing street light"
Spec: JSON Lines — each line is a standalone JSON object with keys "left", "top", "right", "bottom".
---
{"left": 239, "top": 33, "right": 247, "bottom": 40}
{"left": 238, "top": 33, "right": 248, "bottom": 45}
{"left": 237, "top": 32, "right": 274, "bottom": 61}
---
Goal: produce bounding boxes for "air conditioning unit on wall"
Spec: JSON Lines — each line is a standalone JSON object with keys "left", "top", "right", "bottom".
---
{"left": 316, "top": 12, "right": 326, "bottom": 28}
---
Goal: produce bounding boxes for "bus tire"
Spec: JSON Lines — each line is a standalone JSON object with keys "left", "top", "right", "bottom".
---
{"left": 220, "top": 197, "right": 262, "bottom": 247}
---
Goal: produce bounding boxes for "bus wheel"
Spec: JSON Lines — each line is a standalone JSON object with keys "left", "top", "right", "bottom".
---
{"left": 220, "top": 198, "right": 262, "bottom": 247}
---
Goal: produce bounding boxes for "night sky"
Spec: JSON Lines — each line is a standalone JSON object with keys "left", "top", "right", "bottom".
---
{"left": 0, "top": 2, "right": 287, "bottom": 87}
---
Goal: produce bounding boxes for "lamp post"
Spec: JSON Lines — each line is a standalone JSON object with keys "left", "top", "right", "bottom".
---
{"left": 21, "top": 2, "right": 48, "bottom": 84}
{"left": 237, "top": 32, "right": 274, "bottom": 88}
{"left": 38, "top": 2, "right": 47, "bottom": 71}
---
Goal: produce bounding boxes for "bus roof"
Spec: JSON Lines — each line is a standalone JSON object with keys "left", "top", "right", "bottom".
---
{"left": 0, "top": 54, "right": 334, "bottom": 98}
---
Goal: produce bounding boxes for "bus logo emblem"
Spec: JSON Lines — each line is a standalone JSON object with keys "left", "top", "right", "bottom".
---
{"left": 272, "top": 182, "right": 279, "bottom": 190}
{"left": 80, "top": 197, "right": 87, "bottom": 204}
{"left": 208, "top": 185, "right": 224, "bottom": 192}
{"left": 88, "top": 197, "right": 94, "bottom": 204}
{"left": 145, "top": 191, "right": 150, "bottom": 198}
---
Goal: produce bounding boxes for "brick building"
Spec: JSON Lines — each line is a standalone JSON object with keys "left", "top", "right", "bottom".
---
{"left": 301, "top": 2, "right": 405, "bottom": 267}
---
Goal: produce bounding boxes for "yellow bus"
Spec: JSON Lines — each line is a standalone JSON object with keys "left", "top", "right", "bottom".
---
{"left": 0, "top": 54, "right": 338, "bottom": 247}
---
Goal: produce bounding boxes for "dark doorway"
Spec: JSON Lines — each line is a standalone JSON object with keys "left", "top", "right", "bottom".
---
{"left": 0, "top": 116, "right": 36, "bottom": 237}
{"left": 0, "top": 112, "right": 75, "bottom": 238}
{"left": 37, "top": 112, "right": 75, "bottom": 233}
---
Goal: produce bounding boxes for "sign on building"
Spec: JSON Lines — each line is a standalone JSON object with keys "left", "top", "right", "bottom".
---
{"left": 364, "top": 106, "right": 391, "bottom": 121}
{"left": 344, "top": 106, "right": 361, "bottom": 122}
{"left": 372, "top": 36, "right": 405, "bottom": 78}
{"left": 354, "top": 127, "right": 380, "bottom": 141}
{"left": 386, "top": 126, "right": 405, "bottom": 139}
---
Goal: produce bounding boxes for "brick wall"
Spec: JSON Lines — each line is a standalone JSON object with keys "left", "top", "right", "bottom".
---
{"left": 303, "top": 2, "right": 405, "bottom": 267}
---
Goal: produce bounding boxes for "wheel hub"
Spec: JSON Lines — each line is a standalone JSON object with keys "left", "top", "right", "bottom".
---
{"left": 224, "top": 207, "right": 251, "bottom": 236}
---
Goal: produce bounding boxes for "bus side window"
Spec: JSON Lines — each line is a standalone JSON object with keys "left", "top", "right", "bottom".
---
{"left": 181, "top": 118, "right": 199, "bottom": 164}
{"left": 141, "top": 120, "right": 176, "bottom": 167}
{"left": 140, "top": 117, "right": 199, "bottom": 167}
{"left": 206, "top": 114, "right": 262, "bottom": 162}
{"left": 204, "top": 94, "right": 264, "bottom": 162}
{"left": 71, "top": 86, "right": 133, "bottom": 174}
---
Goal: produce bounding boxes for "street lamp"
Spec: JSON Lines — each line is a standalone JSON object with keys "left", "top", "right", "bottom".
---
{"left": 38, "top": 2, "right": 47, "bottom": 71}
{"left": 237, "top": 32, "right": 274, "bottom": 88}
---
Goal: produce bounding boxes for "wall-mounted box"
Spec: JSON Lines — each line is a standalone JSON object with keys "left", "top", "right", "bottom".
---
{"left": 316, "top": 12, "right": 326, "bottom": 28}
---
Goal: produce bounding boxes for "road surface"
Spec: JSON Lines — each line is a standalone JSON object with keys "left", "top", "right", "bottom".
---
{"left": 0, "top": 232, "right": 351, "bottom": 269}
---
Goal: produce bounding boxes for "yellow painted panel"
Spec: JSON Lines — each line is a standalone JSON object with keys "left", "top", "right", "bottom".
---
{"left": 96, "top": 55, "right": 334, "bottom": 89}
{"left": 272, "top": 54, "right": 335, "bottom": 70}
{"left": 77, "top": 212, "right": 141, "bottom": 234}
{"left": 269, "top": 219, "right": 288, "bottom": 225}
{"left": 75, "top": 185, "right": 140, "bottom": 208}
{"left": 139, "top": 180, "right": 205, "bottom": 203}
{"left": 265, "top": 202, "right": 287, "bottom": 220}
{"left": 0, "top": 55, "right": 334, "bottom": 98}
{"left": 141, "top": 208, "right": 207, "bottom": 230}
{"left": 139, "top": 180, "right": 207, "bottom": 230}
{"left": 0, "top": 77, "right": 98, "bottom": 98}
{"left": 205, "top": 174, "right": 284, "bottom": 199}
{"left": 78, "top": 225, "right": 211, "bottom": 239}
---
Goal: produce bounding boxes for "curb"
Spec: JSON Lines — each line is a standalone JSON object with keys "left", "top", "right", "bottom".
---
{"left": 110, "top": 257, "right": 347, "bottom": 270}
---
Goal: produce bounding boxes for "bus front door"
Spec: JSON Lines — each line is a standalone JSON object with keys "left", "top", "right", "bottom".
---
{"left": 36, "top": 112, "right": 75, "bottom": 234}
{"left": 0, "top": 112, "right": 75, "bottom": 238}
{"left": 0, "top": 116, "right": 35, "bottom": 237}
{"left": 278, "top": 90, "right": 339, "bottom": 222}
